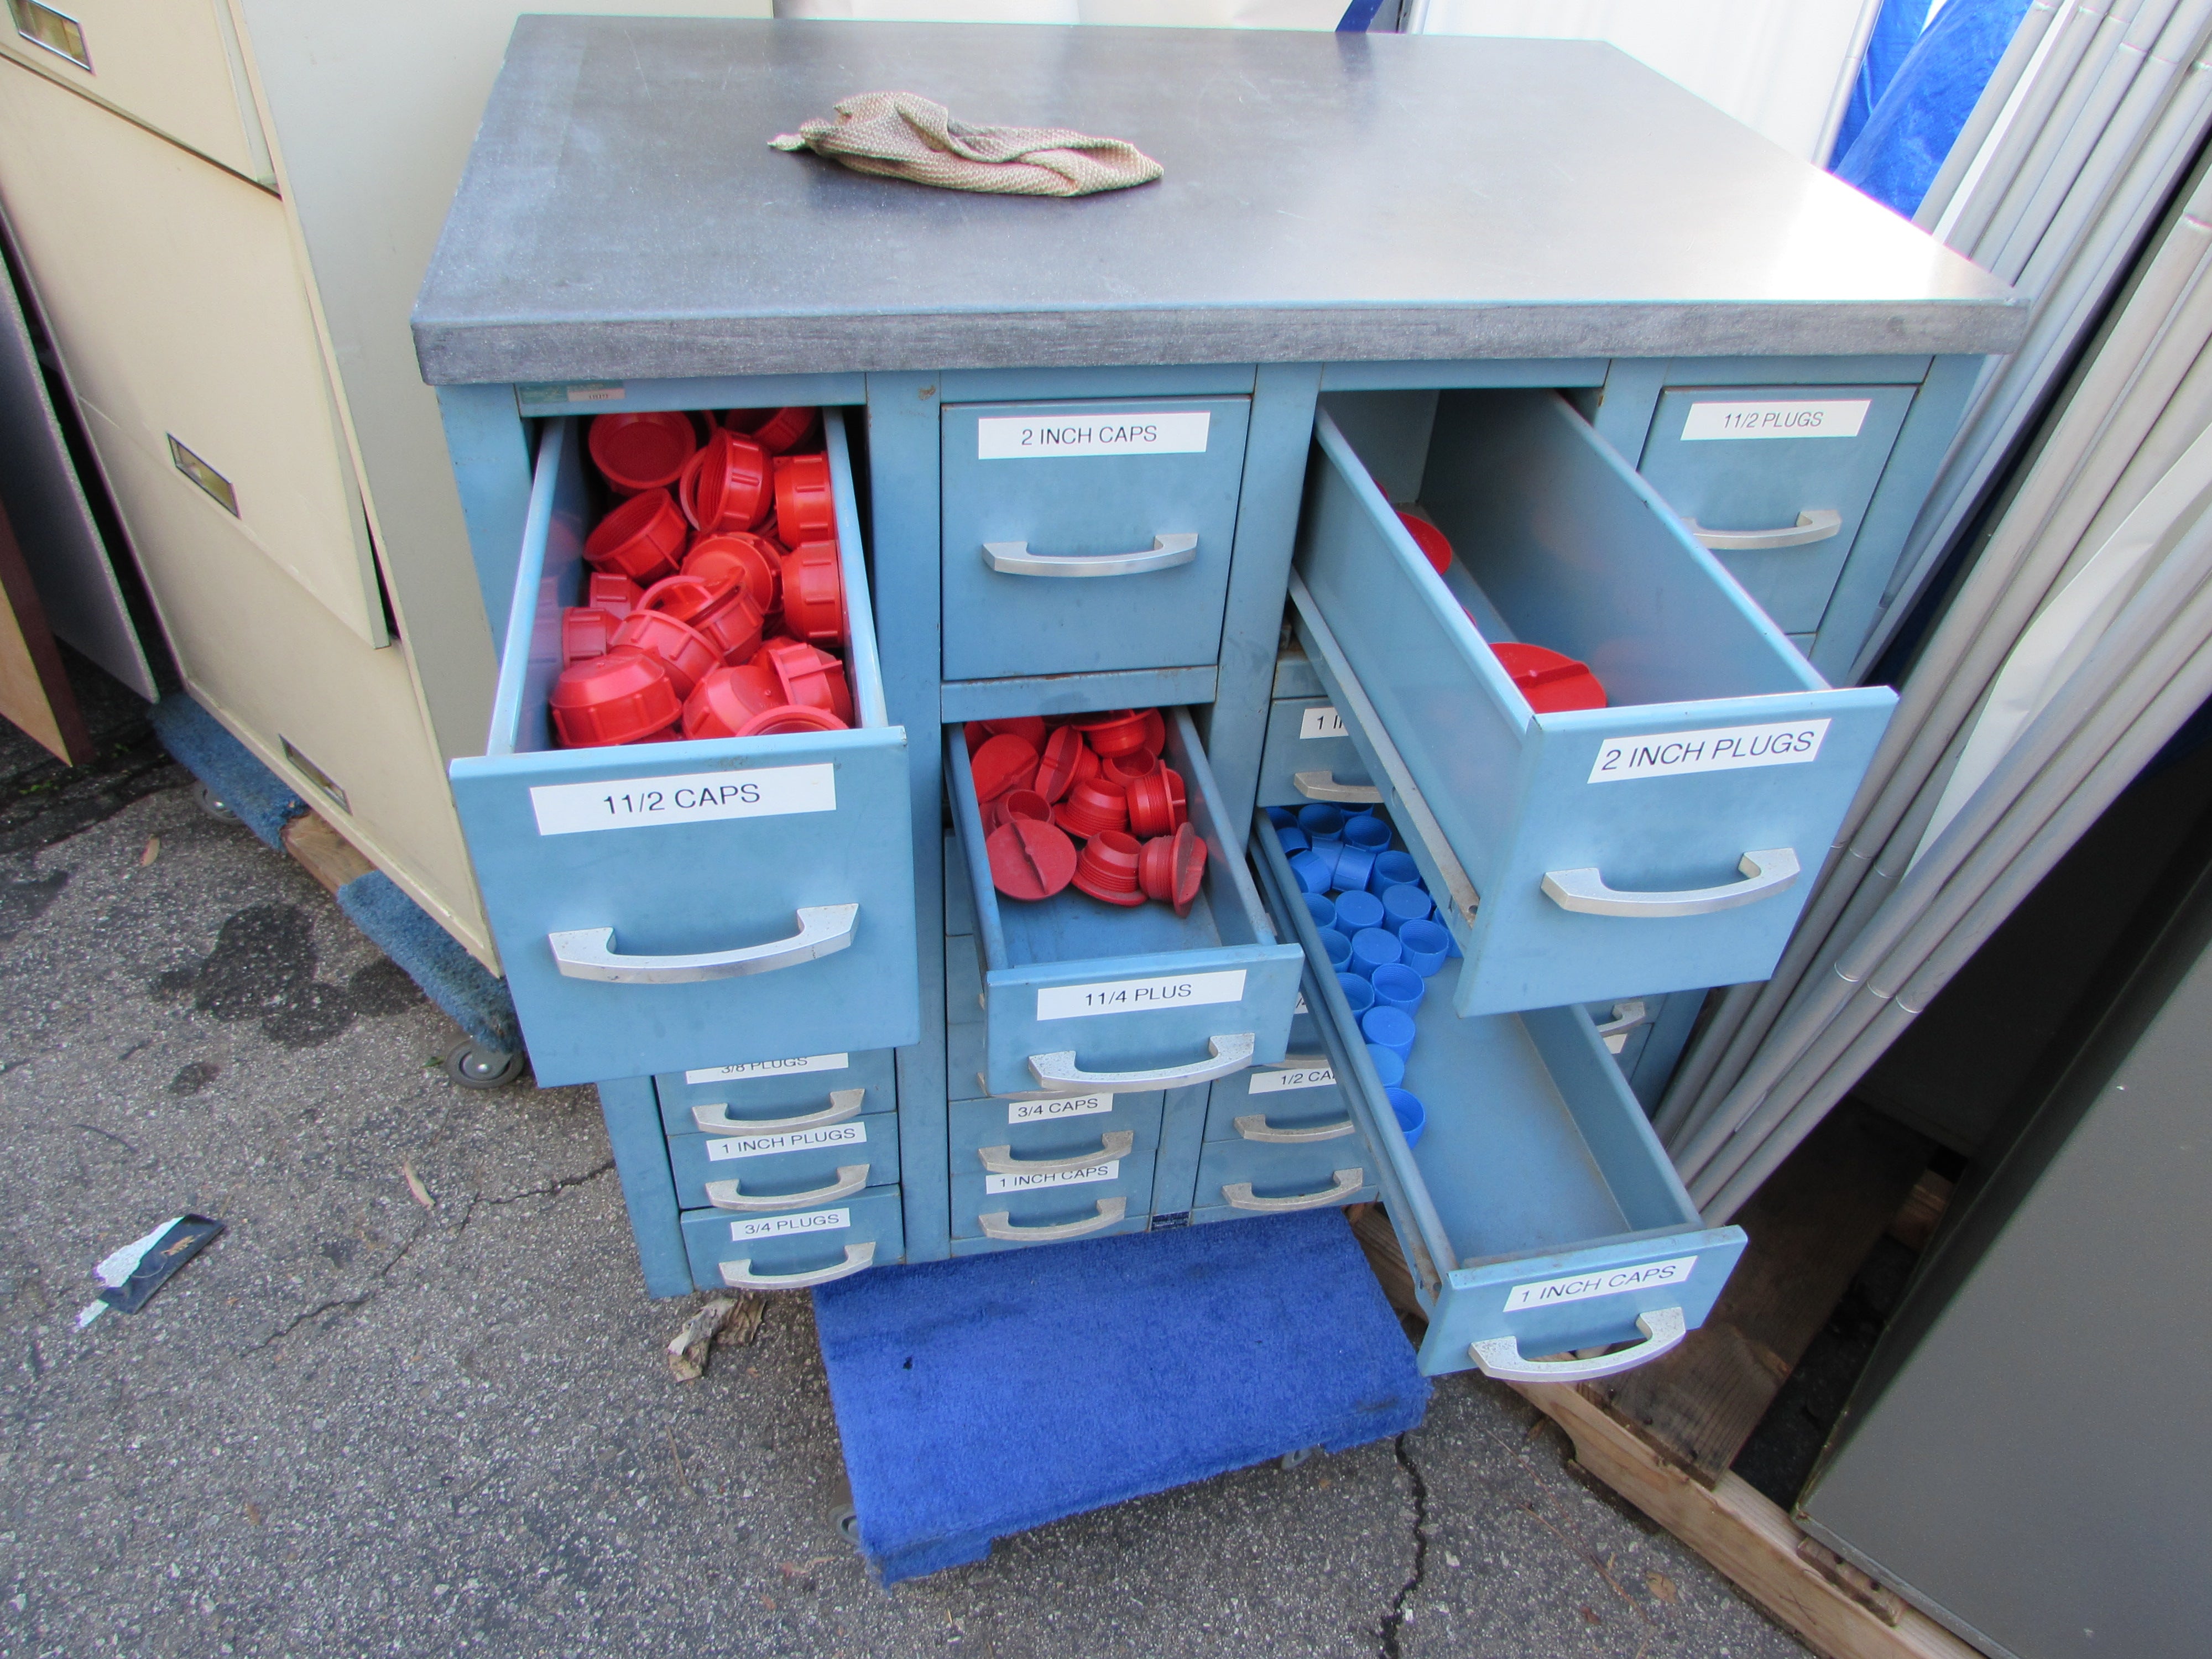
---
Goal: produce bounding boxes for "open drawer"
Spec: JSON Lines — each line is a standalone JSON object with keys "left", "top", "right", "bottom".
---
{"left": 947, "top": 708, "right": 1304, "bottom": 1099}
{"left": 1253, "top": 822, "right": 1744, "bottom": 1381}
{"left": 1293, "top": 392, "right": 1896, "bottom": 1016}
{"left": 448, "top": 412, "right": 918, "bottom": 1087}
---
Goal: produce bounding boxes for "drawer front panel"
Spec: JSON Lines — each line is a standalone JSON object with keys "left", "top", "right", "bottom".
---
{"left": 940, "top": 397, "right": 1251, "bottom": 681}
{"left": 1204, "top": 1057, "right": 1354, "bottom": 1142}
{"left": 1636, "top": 385, "right": 1913, "bottom": 633}
{"left": 450, "top": 414, "right": 917, "bottom": 1087}
{"left": 680, "top": 1188, "right": 905, "bottom": 1291}
{"left": 1192, "top": 1139, "right": 1376, "bottom": 1216}
{"left": 667, "top": 1115, "right": 900, "bottom": 1211}
{"left": 654, "top": 1048, "right": 898, "bottom": 1133}
{"left": 946, "top": 1091, "right": 1164, "bottom": 1167}
{"left": 950, "top": 1152, "right": 1157, "bottom": 1243}
{"left": 1258, "top": 696, "right": 1374, "bottom": 811}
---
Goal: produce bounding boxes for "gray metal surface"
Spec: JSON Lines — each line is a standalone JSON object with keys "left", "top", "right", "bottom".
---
{"left": 413, "top": 18, "right": 2024, "bottom": 384}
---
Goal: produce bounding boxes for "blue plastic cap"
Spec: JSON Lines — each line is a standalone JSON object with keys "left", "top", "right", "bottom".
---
{"left": 1365, "top": 1044, "right": 1405, "bottom": 1088}
{"left": 1386, "top": 1087, "right": 1426, "bottom": 1148}
{"left": 1349, "top": 926, "right": 1404, "bottom": 975}
{"left": 1361, "top": 1004, "right": 1417, "bottom": 1060}
{"left": 1374, "top": 851, "right": 1422, "bottom": 889}
{"left": 1302, "top": 891, "right": 1337, "bottom": 930}
{"left": 1369, "top": 962, "right": 1426, "bottom": 1013}
{"left": 1288, "top": 849, "right": 1335, "bottom": 894}
{"left": 1275, "top": 825, "right": 1310, "bottom": 855}
{"left": 1342, "top": 814, "right": 1391, "bottom": 852}
{"left": 1399, "top": 919, "right": 1452, "bottom": 977}
{"left": 1317, "top": 926, "right": 1352, "bottom": 970}
{"left": 1331, "top": 844, "right": 1377, "bottom": 895}
{"left": 1265, "top": 806, "right": 1298, "bottom": 828}
{"left": 1379, "top": 883, "right": 1432, "bottom": 931}
{"left": 1296, "top": 804, "right": 1346, "bottom": 844}
{"left": 1335, "top": 971, "right": 1375, "bottom": 1015}
{"left": 1332, "top": 889, "right": 1385, "bottom": 933}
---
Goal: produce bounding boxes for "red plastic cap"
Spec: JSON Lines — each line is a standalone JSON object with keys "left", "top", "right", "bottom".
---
{"left": 999, "top": 789, "right": 1050, "bottom": 825}
{"left": 1074, "top": 710, "right": 1148, "bottom": 758}
{"left": 1125, "top": 765, "right": 1188, "bottom": 838}
{"left": 1099, "top": 750, "right": 1157, "bottom": 787}
{"left": 680, "top": 430, "right": 774, "bottom": 534}
{"left": 989, "top": 817, "right": 1078, "bottom": 901}
{"left": 693, "top": 587, "right": 766, "bottom": 664}
{"left": 608, "top": 609, "right": 721, "bottom": 698}
{"left": 586, "top": 572, "right": 643, "bottom": 618}
{"left": 1033, "top": 726, "right": 1087, "bottom": 802}
{"left": 1491, "top": 642, "right": 1607, "bottom": 713}
{"left": 1139, "top": 823, "right": 1208, "bottom": 917}
{"left": 772, "top": 452, "right": 836, "bottom": 542}
{"left": 682, "top": 660, "right": 783, "bottom": 738}
{"left": 684, "top": 531, "right": 782, "bottom": 615}
{"left": 1137, "top": 708, "right": 1166, "bottom": 757}
{"left": 637, "top": 573, "right": 725, "bottom": 625}
{"left": 1073, "top": 830, "right": 1146, "bottom": 906}
{"left": 779, "top": 540, "right": 847, "bottom": 645}
{"left": 589, "top": 411, "right": 697, "bottom": 493}
{"left": 983, "top": 716, "right": 1048, "bottom": 748}
{"left": 561, "top": 607, "right": 619, "bottom": 666}
{"left": 761, "top": 638, "right": 853, "bottom": 724}
{"left": 1396, "top": 510, "right": 1454, "bottom": 576}
{"left": 971, "top": 734, "right": 1040, "bottom": 802}
{"left": 584, "top": 489, "right": 687, "bottom": 583}
{"left": 734, "top": 704, "right": 847, "bottom": 736}
{"left": 550, "top": 651, "right": 680, "bottom": 748}
{"left": 1054, "top": 776, "right": 1128, "bottom": 840}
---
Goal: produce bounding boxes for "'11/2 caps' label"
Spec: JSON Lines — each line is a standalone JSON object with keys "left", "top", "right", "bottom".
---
{"left": 977, "top": 411, "right": 1209, "bottom": 460}
{"left": 729, "top": 1208, "right": 849, "bottom": 1241}
{"left": 1502, "top": 1256, "right": 1696, "bottom": 1312}
{"left": 1009, "top": 1093, "right": 1113, "bottom": 1124}
{"left": 529, "top": 764, "right": 836, "bottom": 836}
{"left": 1588, "top": 719, "right": 1828, "bottom": 784}
{"left": 1036, "top": 969, "right": 1246, "bottom": 1021}
{"left": 686, "top": 1053, "right": 849, "bottom": 1085}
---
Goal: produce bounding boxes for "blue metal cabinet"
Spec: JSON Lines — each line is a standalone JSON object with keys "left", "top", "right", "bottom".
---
{"left": 665, "top": 1115, "right": 900, "bottom": 1212}
{"left": 949, "top": 1152, "right": 1159, "bottom": 1254}
{"left": 939, "top": 398, "right": 1252, "bottom": 682}
{"left": 946, "top": 706, "right": 1305, "bottom": 1098}
{"left": 1292, "top": 390, "right": 1897, "bottom": 1016}
{"left": 946, "top": 1089, "right": 1165, "bottom": 1161}
{"left": 680, "top": 1189, "right": 907, "bottom": 1292}
{"left": 1634, "top": 384, "right": 1914, "bottom": 634}
{"left": 653, "top": 1047, "right": 900, "bottom": 1135}
{"left": 1253, "top": 826, "right": 1744, "bottom": 1381}
{"left": 1257, "top": 693, "right": 1375, "bottom": 811}
{"left": 446, "top": 413, "right": 920, "bottom": 1087}
{"left": 1190, "top": 1139, "right": 1378, "bottom": 1220}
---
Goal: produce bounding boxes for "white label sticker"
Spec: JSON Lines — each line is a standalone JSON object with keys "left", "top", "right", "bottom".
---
{"left": 729, "top": 1207, "right": 850, "bottom": 1241}
{"left": 1295, "top": 994, "right": 1310, "bottom": 1015}
{"left": 706, "top": 1121, "right": 867, "bottom": 1162}
{"left": 1680, "top": 399, "right": 1870, "bottom": 441}
{"left": 1036, "top": 969, "right": 1247, "bottom": 1021}
{"left": 1588, "top": 719, "right": 1829, "bottom": 784}
{"left": 529, "top": 764, "right": 836, "bottom": 836}
{"left": 685, "top": 1053, "right": 849, "bottom": 1085}
{"left": 983, "top": 1160, "right": 1119, "bottom": 1194}
{"left": 1249, "top": 1063, "right": 1337, "bottom": 1095}
{"left": 1502, "top": 1255, "right": 1697, "bottom": 1312}
{"left": 1009, "top": 1093, "right": 1113, "bottom": 1124}
{"left": 1299, "top": 705, "right": 1348, "bottom": 740}
{"left": 977, "top": 411, "right": 1210, "bottom": 460}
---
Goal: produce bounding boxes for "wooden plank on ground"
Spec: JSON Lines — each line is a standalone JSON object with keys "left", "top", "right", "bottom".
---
{"left": 0, "top": 484, "right": 90, "bottom": 763}
{"left": 1517, "top": 1381, "right": 1984, "bottom": 1659}
{"left": 282, "top": 808, "right": 376, "bottom": 896}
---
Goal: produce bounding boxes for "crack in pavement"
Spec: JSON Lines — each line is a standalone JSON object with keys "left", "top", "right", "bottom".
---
{"left": 247, "top": 1217, "right": 436, "bottom": 1351}
{"left": 1377, "top": 1432, "right": 1430, "bottom": 1658}
{"left": 450, "top": 1159, "right": 618, "bottom": 1241}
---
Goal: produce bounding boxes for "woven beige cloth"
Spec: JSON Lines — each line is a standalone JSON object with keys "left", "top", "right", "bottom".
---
{"left": 770, "top": 91, "right": 1161, "bottom": 198}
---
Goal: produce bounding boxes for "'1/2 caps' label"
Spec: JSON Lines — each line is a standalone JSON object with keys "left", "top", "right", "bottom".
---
{"left": 1249, "top": 1063, "right": 1335, "bottom": 1094}
{"left": 1588, "top": 719, "right": 1829, "bottom": 784}
{"left": 729, "top": 1208, "right": 849, "bottom": 1241}
{"left": 1680, "top": 399, "right": 1870, "bottom": 441}
{"left": 977, "top": 411, "right": 1211, "bottom": 460}
{"left": 686, "top": 1053, "right": 848, "bottom": 1085}
{"left": 1009, "top": 1093, "right": 1113, "bottom": 1124}
{"left": 1503, "top": 1256, "right": 1696, "bottom": 1312}
{"left": 1036, "top": 969, "right": 1246, "bottom": 1021}
{"left": 529, "top": 764, "right": 836, "bottom": 835}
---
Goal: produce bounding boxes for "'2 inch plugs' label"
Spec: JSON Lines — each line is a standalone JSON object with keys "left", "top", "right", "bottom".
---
{"left": 977, "top": 411, "right": 1210, "bottom": 460}
{"left": 1587, "top": 719, "right": 1829, "bottom": 783}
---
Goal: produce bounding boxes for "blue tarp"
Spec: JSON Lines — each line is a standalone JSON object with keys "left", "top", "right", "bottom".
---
{"left": 1834, "top": 0, "right": 2038, "bottom": 218}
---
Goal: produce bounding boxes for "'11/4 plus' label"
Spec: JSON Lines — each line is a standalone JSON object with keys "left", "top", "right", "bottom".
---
{"left": 529, "top": 764, "right": 836, "bottom": 836}
{"left": 1009, "top": 1093, "right": 1113, "bottom": 1124}
{"left": 977, "top": 411, "right": 1211, "bottom": 460}
{"left": 1036, "top": 969, "right": 1246, "bottom": 1021}
{"left": 729, "top": 1208, "right": 849, "bottom": 1242}
{"left": 1588, "top": 719, "right": 1829, "bottom": 784}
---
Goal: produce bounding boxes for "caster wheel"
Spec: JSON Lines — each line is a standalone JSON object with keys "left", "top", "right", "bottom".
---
{"left": 193, "top": 780, "right": 237, "bottom": 822}
{"left": 1280, "top": 1446, "right": 1319, "bottom": 1472}
{"left": 835, "top": 1507, "right": 862, "bottom": 1549}
{"left": 444, "top": 1039, "right": 524, "bottom": 1089}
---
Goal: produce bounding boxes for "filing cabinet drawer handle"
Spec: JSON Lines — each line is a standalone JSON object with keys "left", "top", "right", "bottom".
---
{"left": 977, "top": 1198, "right": 1129, "bottom": 1241}
{"left": 719, "top": 1242, "right": 877, "bottom": 1290}
{"left": 704, "top": 1164, "right": 871, "bottom": 1212}
{"left": 1222, "top": 1168, "right": 1365, "bottom": 1211}
{"left": 1233, "top": 1113, "right": 1357, "bottom": 1144}
{"left": 691, "top": 1088, "right": 868, "bottom": 1135}
{"left": 1593, "top": 1000, "right": 1647, "bottom": 1054}
{"left": 1684, "top": 509, "right": 1842, "bottom": 551}
{"left": 977, "top": 1131, "right": 1135, "bottom": 1175}
{"left": 1467, "top": 1306, "right": 1688, "bottom": 1383}
{"left": 1029, "top": 1032, "right": 1256, "bottom": 1092}
{"left": 982, "top": 533, "right": 1199, "bottom": 578}
{"left": 1293, "top": 770, "right": 1383, "bottom": 805}
{"left": 548, "top": 904, "right": 859, "bottom": 983}
{"left": 1541, "top": 848, "right": 1799, "bottom": 919}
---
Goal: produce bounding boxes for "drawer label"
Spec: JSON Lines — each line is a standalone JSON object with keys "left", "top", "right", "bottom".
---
{"left": 517, "top": 381, "right": 624, "bottom": 406}
{"left": 1588, "top": 719, "right": 1829, "bottom": 783}
{"left": 686, "top": 1053, "right": 848, "bottom": 1084}
{"left": 1298, "top": 705, "right": 1348, "bottom": 740}
{"left": 729, "top": 1207, "right": 849, "bottom": 1241}
{"left": 529, "top": 763, "right": 836, "bottom": 835}
{"left": 977, "top": 411, "right": 1211, "bottom": 460}
{"left": 706, "top": 1122, "right": 866, "bottom": 1162}
{"left": 1250, "top": 1063, "right": 1336, "bottom": 1094}
{"left": 984, "top": 1160, "right": 1119, "bottom": 1194}
{"left": 1036, "top": 969, "right": 1247, "bottom": 1020}
{"left": 1502, "top": 1255, "right": 1697, "bottom": 1312}
{"left": 1680, "top": 399, "right": 1870, "bottom": 441}
{"left": 1009, "top": 1092, "right": 1113, "bottom": 1123}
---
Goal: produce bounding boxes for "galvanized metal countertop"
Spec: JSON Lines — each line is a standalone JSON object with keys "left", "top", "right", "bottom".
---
{"left": 411, "top": 17, "right": 2025, "bottom": 385}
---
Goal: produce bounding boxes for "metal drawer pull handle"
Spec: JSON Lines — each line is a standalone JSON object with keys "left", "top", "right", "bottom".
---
{"left": 719, "top": 1241, "right": 877, "bottom": 1290}
{"left": 1467, "top": 1306, "right": 1687, "bottom": 1383}
{"left": 549, "top": 904, "right": 858, "bottom": 984}
{"left": 1293, "top": 769, "right": 1383, "bottom": 805}
{"left": 982, "top": 533, "right": 1198, "bottom": 578}
{"left": 1684, "top": 509, "right": 1842, "bottom": 551}
{"left": 1233, "top": 1112, "right": 1357, "bottom": 1144}
{"left": 1541, "top": 848, "right": 1798, "bottom": 919}
{"left": 978, "top": 1198, "right": 1129, "bottom": 1241}
{"left": 977, "top": 1131, "right": 1134, "bottom": 1175}
{"left": 1222, "top": 1168, "right": 1365, "bottom": 1211}
{"left": 691, "top": 1088, "right": 867, "bottom": 1135}
{"left": 704, "top": 1165, "right": 871, "bottom": 1213}
{"left": 1593, "top": 1000, "right": 1647, "bottom": 1055}
{"left": 1029, "top": 1032, "right": 1255, "bottom": 1092}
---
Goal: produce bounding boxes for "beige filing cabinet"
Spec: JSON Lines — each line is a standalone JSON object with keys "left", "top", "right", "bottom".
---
{"left": 0, "top": 2, "right": 770, "bottom": 967}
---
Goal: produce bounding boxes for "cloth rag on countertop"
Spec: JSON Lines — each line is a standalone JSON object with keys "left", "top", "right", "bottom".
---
{"left": 770, "top": 91, "right": 1162, "bottom": 197}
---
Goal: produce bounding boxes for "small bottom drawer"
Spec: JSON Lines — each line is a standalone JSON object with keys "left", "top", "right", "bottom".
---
{"left": 1204, "top": 1056, "right": 1353, "bottom": 1142}
{"left": 680, "top": 1190, "right": 904, "bottom": 1291}
{"left": 1259, "top": 693, "right": 1375, "bottom": 811}
{"left": 950, "top": 1152, "right": 1156, "bottom": 1249}
{"left": 667, "top": 1115, "right": 900, "bottom": 1211}
{"left": 656, "top": 1048, "right": 898, "bottom": 1135}
{"left": 948, "top": 1092, "right": 1164, "bottom": 1166}
{"left": 1192, "top": 1139, "right": 1375, "bottom": 1217}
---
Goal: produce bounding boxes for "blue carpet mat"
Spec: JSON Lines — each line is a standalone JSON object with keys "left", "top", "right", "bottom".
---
{"left": 147, "top": 693, "right": 305, "bottom": 850}
{"left": 813, "top": 1208, "right": 1429, "bottom": 1584}
{"left": 336, "top": 872, "right": 521, "bottom": 1053}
